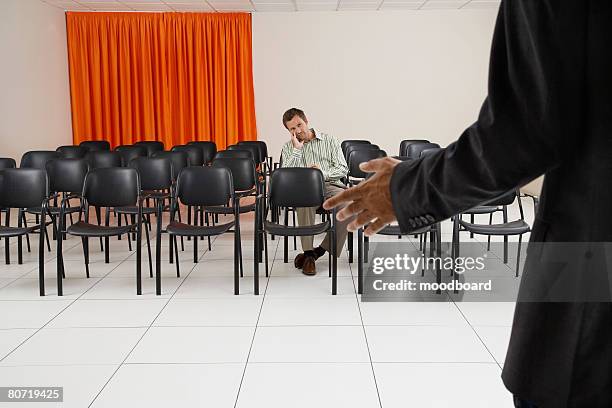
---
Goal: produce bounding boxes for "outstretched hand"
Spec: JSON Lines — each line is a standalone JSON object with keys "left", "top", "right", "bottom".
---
{"left": 323, "top": 157, "right": 401, "bottom": 236}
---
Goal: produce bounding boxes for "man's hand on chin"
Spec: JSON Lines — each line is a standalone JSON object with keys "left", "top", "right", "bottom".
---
{"left": 323, "top": 157, "right": 401, "bottom": 236}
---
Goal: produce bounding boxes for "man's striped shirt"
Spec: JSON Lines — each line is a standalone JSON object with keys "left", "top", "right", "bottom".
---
{"left": 280, "top": 129, "right": 348, "bottom": 182}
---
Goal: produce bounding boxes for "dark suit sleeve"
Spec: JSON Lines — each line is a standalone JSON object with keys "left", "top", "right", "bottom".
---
{"left": 390, "top": 0, "right": 586, "bottom": 231}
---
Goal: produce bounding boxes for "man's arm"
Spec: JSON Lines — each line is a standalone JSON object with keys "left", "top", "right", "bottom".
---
{"left": 280, "top": 141, "right": 303, "bottom": 168}
{"left": 390, "top": 1, "right": 586, "bottom": 231}
{"left": 322, "top": 136, "right": 349, "bottom": 181}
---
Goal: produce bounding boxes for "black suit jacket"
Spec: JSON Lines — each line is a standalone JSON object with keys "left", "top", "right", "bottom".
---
{"left": 390, "top": 1, "right": 611, "bottom": 406}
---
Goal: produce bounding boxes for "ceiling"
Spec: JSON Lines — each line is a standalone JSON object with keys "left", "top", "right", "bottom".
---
{"left": 40, "top": 0, "right": 501, "bottom": 12}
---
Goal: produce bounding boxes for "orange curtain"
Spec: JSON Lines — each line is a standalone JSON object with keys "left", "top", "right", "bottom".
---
{"left": 66, "top": 12, "right": 257, "bottom": 150}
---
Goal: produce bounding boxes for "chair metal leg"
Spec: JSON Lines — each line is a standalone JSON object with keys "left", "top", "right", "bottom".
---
{"left": 487, "top": 212, "right": 493, "bottom": 250}
{"left": 177, "top": 210, "right": 185, "bottom": 251}
{"left": 254, "top": 203, "right": 260, "bottom": 295}
{"left": 57, "top": 209, "right": 64, "bottom": 296}
{"left": 174, "top": 236, "right": 180, "bottom": 277}
{"left": 187, "top": 205, "right": 192, "bottom": 241}
{"left": 470, "top": 214, "right": 474, "bottom": 238}
{"left": 136, "top": 208, "right": 143, "bottom": 296}
{"left": 234, "top": 222, "right": 240, "bottom": 295}
{"left": 193, "top": 232, "right": 198, "bottom": 263}
{"left": 144, "top": 218, "right": 153, "bottom": 277}
{"left": 104, "top": 209, "right": 110, "bottom": 264}
{"left": 331, "top": 227, "right": 337, "bottom": 295}
{"left": 82, "top": 237, "right": 90, "bottom": 278}
{"left": 22, "top": 211, "right": 31, "bottom": 253}
{"left": 292, "top": 210, "right": 297, "bottom": 250}
{"left": 4, "top": 209, "right": 10, "bottom": 264}
{"left": 206, "top": 212, "right": 211, "bottom": 250}
{"left": 283, "top": 208, "right": 288, "bottom": 263}
{"left": 155, "top": 200, "right": 162, "bottom": 296}
{"left": 17, "top": 210, "right": 23, "bottom": 265}
{"left": 348, "top": 231, "right": 353, "bottom": 263}
{"left": 97, "top": 207, "right": 104, "bottom": 251}
{"left": 38, "top": 209, "right": 45, "bottom": 296}
{"left": 516, "top": 234, "right": 523, "bottom": 277}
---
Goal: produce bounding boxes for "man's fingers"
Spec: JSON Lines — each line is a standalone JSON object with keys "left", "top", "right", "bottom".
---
{"left": 336, "top": 200, "right": 363, "bottom": 221}
{"left": 347, "top": 210, "right": 376, "bottom": 232}
{"left": 359, "top": 157, "right": 400, "bottom": 173}
{"left": 323, "top": 185, "right": 361, "bottom": 210}
{"left": 364, "top": 218, "right": 389, "bottom": 236}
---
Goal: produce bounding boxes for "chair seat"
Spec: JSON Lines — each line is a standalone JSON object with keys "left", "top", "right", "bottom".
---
{"left": 459, "top": 219, "right": 530, "bottom": 235}
{"left": 205, "top": 203, "right": 256, "bottom": 215}
{"left": 264, "top": 220, "right": 330, "bottom": 237}
{"left": 464, "top": 205, "right": 499, "bottom": 215}
{"left": 0, "top": 225, "right": 37, "bottom": 237}
{"left": 377, "top": 224, "right": 431, "bottom": 236}
{"left": 166, "top": 220, "right": 234, "bottom": 237}
{"left": 115, "top": 206, "right": 158, "bottom": 215}
{"left": 26, "top": 206, "right": 81, "bottom": 215}
{"left": 67, "top": 221, "right": 134, "bottom": 237}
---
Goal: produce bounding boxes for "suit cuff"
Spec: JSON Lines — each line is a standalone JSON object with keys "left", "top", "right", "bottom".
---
{"left": 390, "top": 159, "right": 436, "bottom": 233}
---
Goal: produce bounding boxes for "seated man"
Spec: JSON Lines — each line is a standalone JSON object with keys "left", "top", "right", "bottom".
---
{"left": 279, "top": 108, "right": 350, "bottom": 275}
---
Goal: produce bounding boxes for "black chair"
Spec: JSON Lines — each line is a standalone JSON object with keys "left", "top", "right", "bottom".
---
{"left": 59, "top": 168, "right": 146, "bottom": 295}
{"left": 261, "top": 168, "right": 338, "bottom": 295}
{"left": 87, "top": 151, "right": 122, "bottom": 169}
{"left": 454, "top": 190, "right": 529, "bottom": 276}
{"left": 215, "top": 150, "right": 252, "bottom": 160}
{"left": 20, "top": 151, "right": 61, "bottom": 169}
{"left": 347, "top": 149, "right": 387, "bottom": 185}
{"left": 341, "top": 140, "right": 370, "bottom": 157}
{"left": 229, "top": 144, "right": 261, "bottom": 167}
{"left": 405, "top": 142, "right": 440, "bottom": 160}
{"left": 0, "top": 158, "right": 16, "bottom": 264}
{"left": 163, "top": 167, "right": 240, "bottom": 294}
{"left": 26, "top": 159, "right": 88, "bottom": 251}
{"left": 171, "top": 145, "right": 204, "bottom": 167}
{"left": 187, "top": 141, "right": 216, "bottom": 165}
{"left": 399, "top": 139, "right": 430, "bottom": 156}
{"left": 238, "top": 141, "right": 270, "bottom": 172}
{"left": 57, "top": 145, "right": 87, "bottom": 159}
{"left": 211, "top": 157, "right": 262, "bottom": 277}
{"left": 134, "top": 141, "right": 164, "bottom": 157}
{"left": 343, "top": 144, "right": 379, "bottom": 163}
{"left": 79, "top": 140, "right": 110, "bottom": 152}
{"left": 115, "top": 145, "right": 147, "bottom": 166}
{"left": 0, "top": 169, "right": 50, "bottom": 295}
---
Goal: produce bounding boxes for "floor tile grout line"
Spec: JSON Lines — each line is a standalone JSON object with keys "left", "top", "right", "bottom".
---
{"left": 348, "top": 250, "right": 384, "bottom": 408}
{"left": 450, "top": 301, "right": 503, "bottom": 369}
{"left": 85, "top": 228, "right": 215, "bottom": 408}
{"left": 0, "top": 244, "right": 137, "bottom": 363}
{"left": 232, "top": 234, "right": 280, "bottom": 408}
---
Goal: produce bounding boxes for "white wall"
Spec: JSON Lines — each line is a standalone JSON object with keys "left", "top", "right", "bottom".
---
{"left": 0, "top": 0, "right": 72, "bottom": 164}
{"left": 252, "top": 10, "right": 498, "bottom": 160}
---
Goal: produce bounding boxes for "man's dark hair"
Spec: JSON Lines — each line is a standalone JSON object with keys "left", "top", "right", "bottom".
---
{"left": 282, "top": 108, "right": 307, "bottom": 128}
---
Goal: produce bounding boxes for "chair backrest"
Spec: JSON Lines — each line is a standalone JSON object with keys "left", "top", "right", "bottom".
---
{"left": 212, "top": 157, "right": 256, "bottom": 192}
{"left": 420, "top": 147, "right": 443, "bottom": 158}
{"left": 0, "top": 157, "right": 16, "bottom": 170}
{"left": 405, "top": 142, "right": 440, "bottom": 159}
{"left": 187, "top": 141, "right": 217, "bottom": 164}
{"left": 151, "top": 151, "right": 188, "bottom": 180}
{"left": 171, "top": 145, "right": 204, "bottom": 167}
{"left": 399, "top": 139, "right": 430, "bottom": 156}
{"left": 269, "top": 168, "right": 325, "bottom": 208}
{"left": 231, "top": 143, "right": 262, "bottom": 164}
{"left": 87, "top": 151, "right": 122, "bottom": 169}
{"left": 176, "top": 167, "right": 233, "bottom": 207}
{"left": 348, "top": 149, "right": 387, "bottom": 179}
{"left": 215, "top": 150, "right": 252, "bottom": 160}
{"left": 341, "top": 140, "right": 370, "bottom": 156}
{"left": 79, "top": 140, "right": 111, "bottom": 152}
{"left": 0, "top": 168, "right": 48, "bottom": 209}
{"left": 46, "top": 158, "right": 89, "bottom": 194}
{"left": 115, "top": 145, "right": 147, "bottom": 166}
{"left": 129, "top": 157, "right": 173, "bottom": 191}
{"left": 238, "top": 141, "right": 268, "bottom": 160}
{"left": 227, "top": 145, "right": 257, "bottom": 162}
{"left": 20, "top": 151, "right": 61, "bottom": 169}
{"left": 134, "top": 141, "right": 165, "bottom": 157}
{"left": 83, "top": 168, "right": 139, "bottom": 207}
{"left": 344, "top": 144, "right": 380, "bottom": 162}
{"left": 487, "top": 190, "right": 517, "bottom": 207}
{"left": 57, "top": 145, "right": 87, "bottom": 159}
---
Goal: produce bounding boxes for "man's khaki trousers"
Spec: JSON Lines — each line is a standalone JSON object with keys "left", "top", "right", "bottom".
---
{"left": 296, "top": 182, "right": 349, "bottom": 256}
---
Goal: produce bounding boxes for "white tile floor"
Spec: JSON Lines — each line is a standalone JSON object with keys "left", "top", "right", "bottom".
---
{"left": 0, "top": 201, "right": 534, "bottom": 407}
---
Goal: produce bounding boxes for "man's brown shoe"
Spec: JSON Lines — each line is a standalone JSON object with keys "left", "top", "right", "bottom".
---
{"left": 302, "top": 255, "right": 317, "bottom": 276}
{"left": 294, "top": 252, "right": 306, "bottom": 269}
